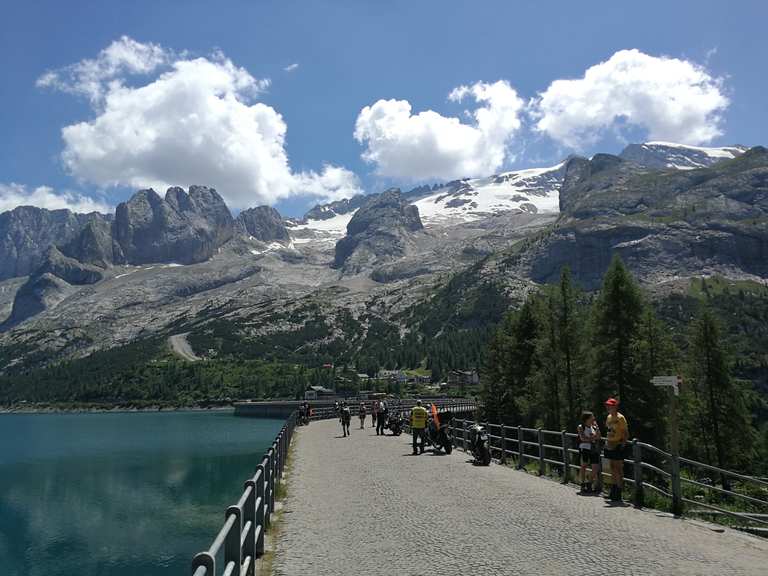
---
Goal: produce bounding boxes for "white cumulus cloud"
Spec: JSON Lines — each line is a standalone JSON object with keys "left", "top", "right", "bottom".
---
{"left": 354, "top": 80, "right": 524, "bottom": 180}
{"left": 531, "top": 49, "right": 729, "bottom": 149}
{"left": 36, "top": 36, "right": 170, "bottom": 104}
{"left": 41, "top": 38, "right": 360, "bottom": 209}
{"left": 0, "top": 183, "right": 110, "bottom": 214}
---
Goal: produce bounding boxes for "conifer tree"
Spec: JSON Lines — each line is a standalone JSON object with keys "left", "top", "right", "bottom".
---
{"left": 686, "top": 306, "right": 755, "bottom": 476}
{"left": 589, "top": 255, "right": 644, "bottom": 410}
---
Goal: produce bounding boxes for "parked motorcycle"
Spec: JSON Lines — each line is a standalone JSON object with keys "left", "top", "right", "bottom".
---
{"left": 469, "top": 423, "right": 491, "bottom": 465}
{"left": 425, "top": 411, "right": 453, "bottom": 454}
{"left": 386, "top": 412, "right": 404, "bottom": 436}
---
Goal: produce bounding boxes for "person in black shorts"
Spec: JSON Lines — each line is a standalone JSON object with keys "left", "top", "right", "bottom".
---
{"left": 577, "top": 411, "right": 601, "bottom": 493}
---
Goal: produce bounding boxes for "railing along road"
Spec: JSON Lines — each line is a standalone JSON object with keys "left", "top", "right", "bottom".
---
{"left": 448, "top": 418, "right": 768, "bottom": 535}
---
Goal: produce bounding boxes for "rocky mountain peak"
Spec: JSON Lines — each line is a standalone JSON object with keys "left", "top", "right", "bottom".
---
{"left": 236, "top": 206, "right": 290, "bottom": 242}
{"left": 333, "top": 188, "right": 423, "bottom": 271}
{"left": 0, "top": 206, "right": 109, "bottom": 280}
{"left": 303, "top": 194, "right": 368, "bottom": 222}
{"left": 113, "top": 186, "right": 234, "bottom": 265}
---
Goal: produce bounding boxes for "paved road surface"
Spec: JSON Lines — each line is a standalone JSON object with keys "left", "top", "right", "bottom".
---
{"left": 271, "top": 419, "right": 768, "bottom": 576}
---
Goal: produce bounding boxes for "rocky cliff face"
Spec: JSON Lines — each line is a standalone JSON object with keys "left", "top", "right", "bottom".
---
{"left": 528, "top": 147, "right": 768, "bottom": 288}
{"left": 113, "top": 185, "right": 234, "bottom": 265}
{"left": 333, "top": 188, "right": 423, "bottom": 272}
{"left": 235, "top": 206, "right": 290, "bottom": 242}
{"left": 2, "top": 247, "right": 104, "bottom": 329}
{"left": 0, "top": 207, "right": 109, "bottom": 280}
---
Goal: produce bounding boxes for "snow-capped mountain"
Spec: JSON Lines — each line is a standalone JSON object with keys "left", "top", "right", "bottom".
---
{"left": 410, "top": 163, "right": 566, "bottom": 226}
{"left": 286, "top": 141, "right": 748, "bottom": 241}
{"left": 619, "top": 142, "right": 747, "bottom": 170}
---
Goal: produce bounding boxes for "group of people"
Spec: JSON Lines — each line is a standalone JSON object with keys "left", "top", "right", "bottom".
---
{"left": 577, "top": 397, "right": 629, "bottom": 502}
{"left": 333, "top": 399, "right": 393, "bottom": 437}
{"left": 329, "top": 396, "right": 630, "bottom": 502}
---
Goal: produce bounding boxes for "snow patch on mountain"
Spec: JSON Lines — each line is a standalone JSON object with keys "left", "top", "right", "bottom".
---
{"left": 620, "top": 142, "right": 747, "bottom": 170}
{"left": 411, "top": 163, "right": 565, "bottom": 226}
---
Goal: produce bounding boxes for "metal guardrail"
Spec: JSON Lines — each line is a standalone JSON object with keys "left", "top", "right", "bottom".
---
{"left": 190, "top": 412, "right": 297, "bottom": 576}
{"left": 448, "top": 419, "right": 768, "bottom": 533}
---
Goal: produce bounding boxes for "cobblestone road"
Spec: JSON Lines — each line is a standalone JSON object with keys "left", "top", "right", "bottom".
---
{"left": 271, "top": 419, "right": 768, "bottom": 576}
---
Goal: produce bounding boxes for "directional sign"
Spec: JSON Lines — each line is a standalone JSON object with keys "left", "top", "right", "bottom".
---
{"left": 651, "top": 375, "right": 682, "bottom": 396}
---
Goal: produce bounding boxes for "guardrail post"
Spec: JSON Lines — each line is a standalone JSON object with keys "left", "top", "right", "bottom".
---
{"left": 255, "top": 464, "right": 266, "bottom": 556}
{"left": 191, "top": 552, "right": 214, "bottom": 576}
{"left": 500, "top": 424, "right": 507, "bottom": 464}
{"left": 264, "top": 451, "right": 272, "bottom": 528}
{"left": 225, "top": 506, "right": 243, "bottom": 576}
{"left": 270, "top": 446, "right": 277, "bottom": 515}
{"left": 537, "top": 428, "right": 545, "bottom": 476}
{"left": 463, "top": 419, "right": 468, "bottom": 452}
{"left": 632, "top": 440, "right": 644, "bottom": 508}
{"left": 517, "top": 426, "right": 524, "bottom": 469}
{"left": 243, "top": 479, "right": 256, "bottom": 573}
{"left": 561, "top": 430, "right": 570, "bottom": 484}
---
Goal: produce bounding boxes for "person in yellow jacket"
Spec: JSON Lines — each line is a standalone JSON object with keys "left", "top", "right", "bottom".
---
{"left": 410, "top": 400, "right": 428, "bottom": 455}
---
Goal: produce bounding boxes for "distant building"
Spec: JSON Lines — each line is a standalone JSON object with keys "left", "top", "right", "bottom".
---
{"left": 377, "top": 369, "right": 407, "bottom": 383}
{"left": 305, "top": 385, "right": 335, "bottom": 400}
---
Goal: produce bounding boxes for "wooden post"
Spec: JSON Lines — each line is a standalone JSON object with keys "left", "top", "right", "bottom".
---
{"left": 561, "top": 430, "right": 570, "bottom": 484}
{"left": 670, "top": 391, "right": 682, "bottom": 516}
{"left": 632, "top": 439, "right": 644, "bottom": 508}
{"left": 500, "top": 424, "right": 507, "bottom": 464}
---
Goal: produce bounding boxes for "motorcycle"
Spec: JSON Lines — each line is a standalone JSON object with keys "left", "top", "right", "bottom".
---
{"left": 425, "top": 411, "right": 453, "bottom": 454}
{"left": 385, "top": 412, "right": 404, "bottom": 436}
{"left": 469, "top": 423, "right": 491, "bottom": 466}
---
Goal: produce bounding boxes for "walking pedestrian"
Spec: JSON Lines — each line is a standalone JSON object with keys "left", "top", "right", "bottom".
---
{"left": 577, "top": 411, "right": 601, "bottom": 493}
{"left": 410, "top": 400, "right": 428, "bottom": 455}
{"left": 371, "top": 400, "right": 378, "bottom": 428}
{"left": 376, "top": 400, "right": 388, "bottom": 436}
{"left": 603, "top": 398, "right": 628, "bottom": 502}
{"left": 358, "top": 402, "right": 366, "bottom": 429}
{"left": 340, "top": 401, "right": 352, "bottom": 437}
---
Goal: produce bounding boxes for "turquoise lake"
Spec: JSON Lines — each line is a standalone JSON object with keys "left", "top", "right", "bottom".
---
{"left": 0, "top": 410, "right": 284, "bottom": 576}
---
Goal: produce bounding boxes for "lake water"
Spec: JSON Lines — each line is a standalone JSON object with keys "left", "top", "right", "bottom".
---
{"left": 0, "top": 410, "right": 285, "bottom": 576}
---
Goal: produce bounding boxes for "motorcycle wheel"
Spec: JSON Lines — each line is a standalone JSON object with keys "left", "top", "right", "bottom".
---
{"left": 442, "top": 437, "right": 453, "bottom": 454}
{"left": 481, "top": 442, "right": 491, "bottom": 466}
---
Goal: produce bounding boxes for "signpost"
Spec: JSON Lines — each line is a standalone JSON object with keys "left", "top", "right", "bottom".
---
{"left": 652, "top": 375, "right": 682, "bottom": 515}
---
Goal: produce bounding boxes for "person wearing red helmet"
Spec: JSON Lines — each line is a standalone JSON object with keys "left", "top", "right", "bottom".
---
{"left": 604, "top": 397, "right": 628, "bottom": 502}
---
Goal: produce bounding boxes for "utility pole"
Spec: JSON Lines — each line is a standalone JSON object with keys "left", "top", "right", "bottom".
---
{"left": 651, "top": 375, "right": 682, "bottom": 516}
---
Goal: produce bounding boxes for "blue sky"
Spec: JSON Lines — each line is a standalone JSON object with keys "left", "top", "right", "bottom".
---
{"left": 1, "top": 0, "right": 766, "bottom": 217}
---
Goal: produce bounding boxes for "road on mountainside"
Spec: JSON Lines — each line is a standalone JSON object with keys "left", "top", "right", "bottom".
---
{"left": 271, "top": 419, "right": 768, "bottom": 576}
{"left": 168, "top": 333, "right": 200, "bottom": 361}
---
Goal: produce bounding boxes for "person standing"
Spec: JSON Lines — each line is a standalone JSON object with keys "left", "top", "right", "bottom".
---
{"left": 371, "top": 400, "right": 378, "bottom": 429}
{"left": 604, "top": 398, "right": 628, "bottom": 502}
{"left": 358, "top": 402, "right": 366, "bottom": 429}
{"left": 340, "top": 401, "right": 352, "bottom": 437}
{"left": 410, "top": 400, "right": 428, "bottom": 455}
{"left": 376, "top": 400, "right": 388, "bottom": 436}
{"left": 577, "top": 411, "right": 601, "bottom": 493}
